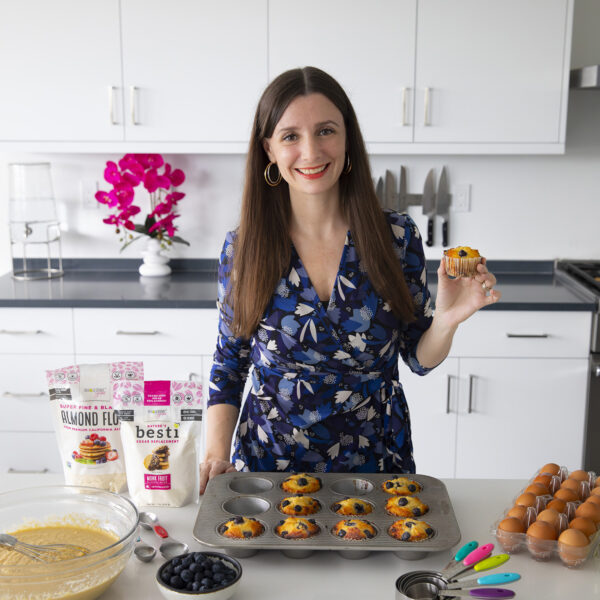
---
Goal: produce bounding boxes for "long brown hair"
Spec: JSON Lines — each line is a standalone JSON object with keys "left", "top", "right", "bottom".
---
{"left": 230, "top": 67, "right": 416, "bottom": 339}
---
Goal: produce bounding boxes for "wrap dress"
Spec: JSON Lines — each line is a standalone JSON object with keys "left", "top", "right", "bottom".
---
{"left": 208, "top": 210, "right": 434, "bottom": 474}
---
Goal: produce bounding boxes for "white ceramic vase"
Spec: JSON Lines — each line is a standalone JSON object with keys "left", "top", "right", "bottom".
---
{"left": 138, "top": 237, "right": 171, "bottom": 277}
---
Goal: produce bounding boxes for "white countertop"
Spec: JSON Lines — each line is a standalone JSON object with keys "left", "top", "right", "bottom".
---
{"left": 2, "top": 474, "right": 599, "bottom": 599}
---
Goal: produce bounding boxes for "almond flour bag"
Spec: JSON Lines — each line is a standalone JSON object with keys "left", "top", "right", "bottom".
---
{"left": 114, "top": 380, "right": 203, "bottom": 507}
{"left": 47, "top": 361, "right": 143, "bottom": 493}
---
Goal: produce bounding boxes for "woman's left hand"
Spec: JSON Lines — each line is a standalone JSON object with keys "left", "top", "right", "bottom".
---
{"left": 434, "top": 258, "right": 501, "bottom": 328}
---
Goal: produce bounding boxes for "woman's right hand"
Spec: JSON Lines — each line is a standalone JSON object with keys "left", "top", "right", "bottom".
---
{"left": 199, "top": 458, "right": 236, "bottom": 495}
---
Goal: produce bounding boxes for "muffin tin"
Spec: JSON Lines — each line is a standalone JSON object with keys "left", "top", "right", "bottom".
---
{"left": 193, "top": 472, "right": 460, "bottom": 560}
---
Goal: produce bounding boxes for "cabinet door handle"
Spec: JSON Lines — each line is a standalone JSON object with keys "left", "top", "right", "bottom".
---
{"left": 108, "top": 85, "right": 118, "bottom": 125}
{"left": 130, "top": 86, "right": 139, "bottom": 125}
{"left": 506, "top": 333, "right": 549, "bottom": 338}
{"left": 8, "top": 467, "right": 49, "bottom": 474}
{"left": 0, "top": 329, "right": 43, "bottom": 335}
{"left": 468, "top": 374, "right": 475, "bottom": 414}
{"left": 401, "top": 87, "right": 410, "bottom": 126}
{"left": 424, "top": 87, "right": 431, "bottom": 126}
{"left": 446, "top": 374, "right": 456, "bottom": 414}
{"left": 115, "top": 330, "right": 159, "bottom": 336}
{"left": 2, "top": 392, "right": 46, "bottom": 399}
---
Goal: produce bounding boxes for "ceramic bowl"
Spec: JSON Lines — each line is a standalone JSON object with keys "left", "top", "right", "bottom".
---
{"left": 156, "top": 551, "right": 242, "bottom": 599}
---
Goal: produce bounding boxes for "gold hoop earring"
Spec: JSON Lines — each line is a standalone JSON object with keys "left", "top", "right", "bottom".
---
{"left": 264, "top": 162, "right": 282, "bottom": 187}
{"left": 343, "top": 153, "right": 352, "bottom": 174}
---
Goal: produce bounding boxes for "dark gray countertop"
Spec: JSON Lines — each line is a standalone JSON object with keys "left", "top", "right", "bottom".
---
{"left": 0, "top": 259, "right": 596, "bottom": 311}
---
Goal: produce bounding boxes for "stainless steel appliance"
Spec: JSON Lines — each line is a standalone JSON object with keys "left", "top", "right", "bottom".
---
{"left": 556, "top": 261, "right": 600, "bottom": 472}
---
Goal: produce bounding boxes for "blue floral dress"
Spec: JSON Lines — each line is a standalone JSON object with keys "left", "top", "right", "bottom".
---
{"left": 208, "top": 210, "right": 434, "bottom": 474}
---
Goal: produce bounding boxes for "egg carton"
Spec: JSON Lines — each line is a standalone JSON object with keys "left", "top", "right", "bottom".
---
{"left": 193, "top": 472, "right": 460, "bottom": 560}
{"left": 491, "top": 465, "right": 600, "bottom": 568}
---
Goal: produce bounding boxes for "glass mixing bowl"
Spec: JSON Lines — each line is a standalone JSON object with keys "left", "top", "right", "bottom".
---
{"left": 0, "top": 485, "right": 139, "bottom": 600}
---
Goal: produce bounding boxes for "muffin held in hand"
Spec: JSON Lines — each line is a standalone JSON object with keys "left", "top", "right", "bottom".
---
{"left": 279, "top": 495, "right": 321, "bottom": 516}
{"left": 275, "top": 517, "right": 320, "bottom": 539}
{"left": 331, "top": 497, "right": 374, "bottom": 516}
{"left": 331, "top": 519, "right": 377, "bottom": 540}
{"left": 388, "top": 518, "right": 434, "bottom": 541}
{"left": 281, "top": 473, "right": 322, "bottom": 494}
{"left": 381, "top": 477, "right": 422, "bottom": 495}
{"left": 444, "top": 246, "right": 483, "bottom": 278}
{"left": 218, "top": 516, "right": 265, "bottom": 539}
{"left": 385, "top": 495, "right": 429, "bottom": 517}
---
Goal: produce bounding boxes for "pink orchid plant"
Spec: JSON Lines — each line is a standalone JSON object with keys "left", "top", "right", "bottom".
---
{"left": 95, "top": 153, "right": 189, "bottom": 251}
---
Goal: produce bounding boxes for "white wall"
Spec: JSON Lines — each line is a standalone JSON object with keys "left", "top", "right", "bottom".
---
{"left": 1, "top": 0, "right": 599, "bottom": 275}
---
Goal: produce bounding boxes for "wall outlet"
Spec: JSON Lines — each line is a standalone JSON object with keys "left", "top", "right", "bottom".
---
{"left": 452, "top": 184, "right": 471, "bottom": 212}
{"left": 79, "top": 180, "right": 99, "bottom": 207}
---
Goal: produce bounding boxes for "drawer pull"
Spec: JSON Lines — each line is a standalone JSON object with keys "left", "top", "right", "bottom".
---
{"left": 446, "top": 374, "right": 455, "bottom": 414}
{"left": 8, "top": 468, "right": 49, "bottom": 474}
{"left": 0, "top": 329, "right": 43, "bottom": 335}
{"left": 116, "top": 330, "right": 160, "bottom": 336}
{"left": 468, "top": 374, "right": 476, "bottom": 414}
{"left": 506, "top": 333, "right": 549, "bottom": 338}
{"left": 2, "top": 392, "right": 47, "bottom": 399}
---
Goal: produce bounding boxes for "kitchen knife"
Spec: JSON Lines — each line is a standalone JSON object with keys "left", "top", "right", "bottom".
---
{"left": 422, "top": 168, "right": 436, "bottom": 247}
{"left": 375, "top": 177, "right": 384, "bottom": 206}
{"left": 398, "top": 165, "right": 408, "bottom": 213}
{"left": 384, "top": 169, "right": 397, "bottom": 210}
{"left": 437, "top": 166, "right": 451, "bottom": 247}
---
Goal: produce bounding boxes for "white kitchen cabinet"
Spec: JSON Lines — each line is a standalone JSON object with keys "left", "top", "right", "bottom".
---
{"left": 0, "top": 432, "right": 62, "bottom": 474}
{"left": 0, "top": 0, "right": 123, "bottom": 142}
{"left": 402, "top": 311, "right": 591, "bottom": 479}
{"left": 269, "top": 0, "right": 572, "bottom": 154}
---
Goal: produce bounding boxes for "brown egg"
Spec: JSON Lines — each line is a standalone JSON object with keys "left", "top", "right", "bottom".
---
{"left": 575, "top": 501, "right": 600, "bottom": 525}
{"left": 536, "top": 508, "right": 561, "bottom": 535}
{"left": 540, "top": 463, "right": 561, "bottom": 476}
{"left": 527, "top": 520, "right": 557, "bottom": 540}
{"left": 570, "top": 470, "right": 590, "bottom": 483}
{"left": 561, "top": 478, "right": 582, "bottom": 498}
{"left": 594, "top": 478, "right": 600, "bottom": 488}
{"left": 554, "top": 488, "right": 578, "bottom": 503}
{"left": 515, "top": 492, "right": 537, "bottom": 508}
{"left": 507, "top": 505, "right": 528, "bottom": 522}
{"left": 558, "top": 528, "right": 590, "bottom": 567}
{"left": 591, "top": 486, "right": 600, "bottom": 497}
{"left": 546, "top": 498, "right": 567, "bottom": 513}
{"left": 525, "top": 483, "right": 550, "bottom": 496}
{"left": 585, "top": 494, "right": 600, "bottom": 508}
{"left": 569, "top": 516, "right": 597, "bottom": 540}
{"left": 497, "top": 516, "right": 526, "bottom": 553}
{"left": 533, "top": 474, "right": 554, "bottom": 489}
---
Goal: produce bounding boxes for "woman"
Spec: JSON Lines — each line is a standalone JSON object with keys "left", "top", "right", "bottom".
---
{"left": 199, "top": 67, "right": 499, "bottom": 492}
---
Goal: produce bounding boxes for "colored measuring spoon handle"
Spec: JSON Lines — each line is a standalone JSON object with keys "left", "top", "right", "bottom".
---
{"left": 477, "top": 573, "right": 521, "bottom": 585}
{"left": 464, "top": 543, "right": 494, "bottom": 566}
{"left": 469, "top": 589, "right": 515, "bottom": 599}
{"left": 473, "top": 554, "right": 510, "bottom": 572}
{"left": 456, "top": 541, "right": 479, "bottom": 562}
{"left": 154, "top": 525, "right": 169, "bottom": 538}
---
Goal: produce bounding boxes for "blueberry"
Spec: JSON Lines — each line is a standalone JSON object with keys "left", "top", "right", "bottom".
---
{"left": 182, "top": 555, "right": 193, "bottom": 567}
{"left": 408, "top": 484, "right": 416, "bottom": 492}
{"left": 398, "top": 497, "right": 408, "bottom": 506}
{"left": 332, "top": 503, "right": 341, "bottom": 512}
{"left": 385, "top": 481, "right": 393, "bottom": 489}
{"left": 354, "top": 503, "right": 364, "bottom": 513}
{"left": 308, "top": 519, "right": 316, "bottom": 524}
{"left": 173, "top": 565, "right": 183, "bottom": 575}
{"left": 170, "top": 575, "right": 184, "bottom": 589}
{"left": 337, "top": 529, "right": 346, "bottom": 537}
{"left": 294, "top": 504, "right": 302, "bottom": 512}
{"left": 213, "top": 572, "right": 224, "bottom": 583}
{"left": 243, "top": 530, "right": 253, "bottom": 538}
{"left": 194, "top": 572, "right": 203, "bottom": 583}
{"left": 212, "top": 562, "right": 223, "bottom": 572}
{"left": 218, "top": 524, "right": 228, "bottom": 534}
{"left": 412, "top": 508, "right": 422, "bottom": 516}
{"left": 233, "top": 516, "right": 244, "bottom": 524}
{"left": 458, "top": 249, "right": 468, "bottom": 257}
{"left": 203, "top": 569, "right": 213, "bottom": 577}
{"left": 161, "top": 571, "right": 171, "bottom": 584}
{"left": 186, "top": 582, "right": 194, "bottom": 591}
{"left": 201, "top": 577, "right": 212, "bottom": 586}
{"left": 425, "top": 528, "right": 434, "bottom": 536}
{"left": 180, "top": 569, "right": 193, "bottom": 583}
{"left": 364, "top": 530, "right": 374, "bottom": 539}
{"left": 192, "top": 552, "right": 203, "bottom": 562}
{"left": 405, "top": 521, "right": 413, "bottom": 529}
{"left": 281, "top": 500, "right": 290, "bottom": 507}
{"left": 85, "top": 435, "right": 90, "bottom": 439}
{"left": 192, "top": 582, "right": 200, "bottom": 591}
{"left": 171, "top": 558, "right": 181, "bottom": 566}
{"left": 189, "top": 562, "right": 201, "bottom": 574}
{"left": 297, "top": 477, "right": 308, "bottom": 486}
{"left": 401, "top": 532, "right": 411, "bottom": 541}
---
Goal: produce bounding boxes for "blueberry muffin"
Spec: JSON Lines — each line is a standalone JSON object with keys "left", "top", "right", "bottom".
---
{"left": 443, "top": 246, "right": 483, "bottom": 278}
{"left": 331, "top": 519, "right": 377, "bottom": 540}
{"left": 278, "top": 495, "right": 321, "bottom": 516}
{"left": 388, "top": 518, "right": 434, "bottom": 541}
{"left": 274, "top": 517, "right": 320, "bottom": 539}
{"left": 218, "top": 516, "right": 264, "bottom": 539}
{"left": 381, "top": 477, "right": 422, "bottom": 495}
{"left": 330, "top": 497, "right": 374, "bottom": 516}
{"left": 281, "top": 473, "right": 322, "bottom": 494}
{"left": 385, "top": 495, "right": 429, "bottom": 517}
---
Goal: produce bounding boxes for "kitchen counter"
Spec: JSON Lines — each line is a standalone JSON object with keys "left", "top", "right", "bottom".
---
{"left": 1, "top": 473, "right": 599, "bottom": 599}
{"left": 0, "top": 259, "right": 596, "bottom": 311}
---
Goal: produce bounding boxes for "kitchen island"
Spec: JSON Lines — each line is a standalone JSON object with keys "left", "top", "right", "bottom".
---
{"left": 1, "top": 473, "right": 598, "bottom": 599}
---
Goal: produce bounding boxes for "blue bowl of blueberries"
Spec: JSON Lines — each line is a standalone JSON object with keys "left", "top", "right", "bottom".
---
{"left": 156, "top": 551, "right": 242, "bottom": 599}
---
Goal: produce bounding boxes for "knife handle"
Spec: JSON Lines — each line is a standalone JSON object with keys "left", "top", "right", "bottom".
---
{"left": 426, "top": 217, "right": 434, "bottom": 247}
{"left": 442, "top": 220, "right": 448, "bottom": 247}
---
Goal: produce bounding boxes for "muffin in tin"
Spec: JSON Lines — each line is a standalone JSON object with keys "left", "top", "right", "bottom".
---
{"left": 388, "top": 518, "right": 434, "bottom": 541}
{"left": 385, "top": 495, "right": 429, "bottom": 517}
{"left": 278, "top": 495, "right": 321, "bottom": 516}
{"left": 331, "top": 519, "right": 377, "bottom": 540}
{"left": 330, "top": 497, "right": 374, "bottom": 516}
{"left": 275, "top": 517, "right": 320, "bottom": 539}
{"left": 218, "top": 516, "right": 265, "bottom": 539}
{"left": 281, "top": 473, "right": 322, "bottom": 494}
{"left": 381, "top": 477, "right": 422, "bottom": 495}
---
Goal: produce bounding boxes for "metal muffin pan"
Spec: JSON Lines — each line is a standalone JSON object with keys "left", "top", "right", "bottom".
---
{"left": 193, "top": 472, "right": 461, "bottom": 560}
